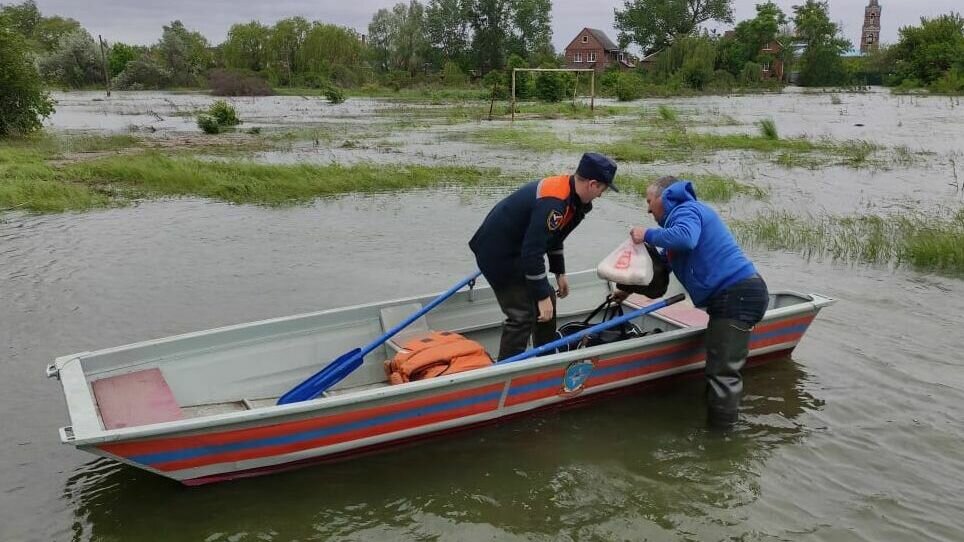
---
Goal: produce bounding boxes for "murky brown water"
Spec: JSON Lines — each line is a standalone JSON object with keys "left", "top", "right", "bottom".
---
{"left": 3, "top": 91, "right": 963, "bottom": 541}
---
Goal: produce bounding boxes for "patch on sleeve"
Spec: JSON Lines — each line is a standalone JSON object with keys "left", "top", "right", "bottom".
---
{"left": 547, "top": 209, "right": 564, "bottom": 231}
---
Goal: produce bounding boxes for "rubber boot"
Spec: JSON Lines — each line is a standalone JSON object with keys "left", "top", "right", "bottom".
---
{"left": 704, "top": 318, "right": 752, "bottom": 429}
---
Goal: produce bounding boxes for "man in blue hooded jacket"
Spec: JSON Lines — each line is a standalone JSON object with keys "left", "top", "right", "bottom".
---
{"left": 621, "top": 176, "right": 769, "bottom": 428}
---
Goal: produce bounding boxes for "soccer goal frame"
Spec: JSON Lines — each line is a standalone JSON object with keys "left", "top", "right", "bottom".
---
{"left": 511, "top": 68, "right": 596, "bottom": 122}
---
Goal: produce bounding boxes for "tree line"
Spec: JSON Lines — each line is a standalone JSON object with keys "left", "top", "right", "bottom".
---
{"left": 2, "top": 0, "right": 964, "bottom": 136}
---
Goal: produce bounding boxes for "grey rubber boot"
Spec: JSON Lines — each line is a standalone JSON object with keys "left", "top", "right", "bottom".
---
{"left": 704, "top": 317, "right": 752, "bottom": 429}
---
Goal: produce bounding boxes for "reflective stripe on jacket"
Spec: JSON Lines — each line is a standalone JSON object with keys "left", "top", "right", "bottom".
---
{"left": 469, "top": 175, "right": 590, "bottom": 299}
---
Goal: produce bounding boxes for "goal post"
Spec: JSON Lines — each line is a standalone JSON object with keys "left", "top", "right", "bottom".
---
{"left": 511, "top": 68, "right": 596, "bottom": 122}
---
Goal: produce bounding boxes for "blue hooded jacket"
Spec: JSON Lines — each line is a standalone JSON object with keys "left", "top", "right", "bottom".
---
{"left": 643, "top": 181, "right": 757, "bottom": 307}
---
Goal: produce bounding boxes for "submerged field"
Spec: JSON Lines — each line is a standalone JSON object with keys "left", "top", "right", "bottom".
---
{"left": 3, "top": 88, "right": 961, "bottom": 275}
{"left": 3, "top": 88, "right": 964, "bottom": 542}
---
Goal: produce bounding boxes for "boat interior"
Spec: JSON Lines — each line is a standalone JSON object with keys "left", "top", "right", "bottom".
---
{"left": 59, "top": 271, "right": 817, "bottom": 432}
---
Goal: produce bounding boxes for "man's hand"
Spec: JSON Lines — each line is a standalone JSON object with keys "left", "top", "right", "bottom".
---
{"left": 537, "top": 296, "right": 554, "bottom": 322}
{"left": 555, "top": 274, "right": 569, "bottom": 299}
{"left": 611, "top": 289, "right": 630, "bottom": 302}
{"left": 630, "top": 226, "right": 647, "bottom": 244}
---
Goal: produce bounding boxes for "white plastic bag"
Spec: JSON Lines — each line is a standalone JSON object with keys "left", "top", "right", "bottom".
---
{"left": 596, "top": 238, "right": 654, "bottom": 286}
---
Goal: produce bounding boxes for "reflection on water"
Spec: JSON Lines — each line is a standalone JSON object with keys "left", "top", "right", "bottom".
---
{"left": 65, "top": 359, "right": 816, "bottom": 541}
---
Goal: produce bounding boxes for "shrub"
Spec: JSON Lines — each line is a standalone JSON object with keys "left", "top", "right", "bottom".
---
{"left": 0, "top": 23, "right": 55, "bottom": 136}
{"left": 208, "top": 69, "right": 273, "bottom": 96}
{"left": 323, "top": 85, "right": 345, "bottom": 104}
{"left": 442, "top": 61, "right": 468, "bottom": 86}
{"left": 614, "top": 72, "right": 642, "bottom": 101}
{"left": 709, "top": 69, "right": 736, "bottom": 91}
{"left": 37, "top": 29, "right": 102, "bottom": 88}
{"left": 740, "top": 61, "right": 762, "bottom": 86}
{"left": 931, "top": 68, "right": 964, "bottom": 94}
{"left": 506, "top": 54, "right": 532, "bottom": 99}
{"left": 207, "top": 100, "right": 240, "bottom": 126}
{"left": 196, "top": 114, "right": 221, "bottom": 134}
{"left": 114, "top": 57, "right": 171, "bottom": 90}
{"left": 534, "top": 70, "right": 565, "bottom": 102}
{"left": 483, "top": 70, "right": 508, "bottom": 100}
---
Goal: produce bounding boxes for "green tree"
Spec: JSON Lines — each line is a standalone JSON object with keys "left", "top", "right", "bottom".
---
{"left": 425, "top": 0, "right": 469, "bottom": 68}
{"left": 534, "top": 66, "right": 565, "bottom": 102}
{"left": 33, "top": 15, "right": 81, "bottom": 52}
{"left": 113, "top": 56, "right": 171, "bottom": 89}
{"left": 891, "top": 13, "right": 964, "bottom": 85}
{"left": 38, "top": 29, "right": 101, "bottom": 88}
{"left": 156, "top": 20, "right": 212, "bottom": 86}
{"left": 368, "top": 1, "right": 429, "bottom": 76}
{"left": 468, "top": 0, "right": 513, "bottom": 73}
{"left": 650, "top": 34, "right": 716, "bottom": 88}
{"left": 793, "top": 0, "right": 850, "bottom": 86}
{"left": 0, "top": 0, "right": 40, "bottom": 39}
{"left": 108, "top": 42, "right": 142, "bottom": 78}
{"left": 0, "top": 19, "right": 54, "bottom": 136}
{"left": 510, "top": 0, "right": 552, "bottom": 59}
{"left": 724, "top": 2, "right": 786, "bottom": 71}
{"left": 615, "top": 0, "right": 733, "bottom": 55}
{"left": 300, "top": 23, "right": 366, "bottom": 86}
{"left": 506, "top": 53, "right": 531, "bottom": 98}
{"left": 267, "top": 17, "right": 310, "bottom": 85}
{"left": 222, "top": 21, "right": 269, "bottom": 72}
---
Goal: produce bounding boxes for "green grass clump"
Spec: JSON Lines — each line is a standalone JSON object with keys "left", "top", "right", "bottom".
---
{"left": 657, "top": 105, "right": 678, "bottom": 122}
{"left": 758, "top": 118, "right": 779, "bottom": 140}
{"left": 0, "top": 135, "right": 145, "bottom": 213}
{"left": 65, "top": 153, "right": 502, "bottom": 206}
{"left": 733, "top": 209, "right": 964, "bottom": 275}
{"left": 620, "top": 172, "right": 767, "bottom": 203}
{"left": 464, "top": 127, "right": 573, "bottom": 153}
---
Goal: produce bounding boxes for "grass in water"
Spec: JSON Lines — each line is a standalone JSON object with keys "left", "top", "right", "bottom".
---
{"left": 758, "top": 118, "right": 779, "bottom": 140}
{"left": 65, "top": 153, "right": 503, "bottom": 206}
{"left": 620, "top": 172, "right": 767, "bottom": 203}
{"left": 733, "top": 209, "right": 964, "bottom": 275}
{"left": 462, "top": 126, "right": 572, "bottom": 153}
{"left": 0, "top": 145, "right": 113, "bottom": 212}
{"left": 657, "top": 105, "right": 678, "bottom": 122}
{"left": 0, "top": 147, "right": 110, "bottom": 212}
{"left": 378, "top": 101, "right": 628, "bottom": 122}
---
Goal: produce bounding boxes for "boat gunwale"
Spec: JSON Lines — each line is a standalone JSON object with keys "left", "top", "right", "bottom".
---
{"left": 53, "top": 289, "right": 830, "bottom": 448}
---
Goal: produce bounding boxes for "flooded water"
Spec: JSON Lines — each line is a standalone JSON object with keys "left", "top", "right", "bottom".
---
{"left": 3, "top": 91, "right": 964, "bottom": 541}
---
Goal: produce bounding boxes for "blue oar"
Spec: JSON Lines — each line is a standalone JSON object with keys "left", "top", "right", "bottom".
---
{"left": 497, "top": 293, "right": 686, "bottom": 364}
{"left": 278, "top": 271, "right": 483, "bottom": 404}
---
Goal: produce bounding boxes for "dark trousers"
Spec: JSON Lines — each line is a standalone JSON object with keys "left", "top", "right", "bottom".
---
{"left": 703, "top": 274, "right": 769, "bottom": 428}
{"left": 492, "top": 278, "right": 557, "bottom": 361}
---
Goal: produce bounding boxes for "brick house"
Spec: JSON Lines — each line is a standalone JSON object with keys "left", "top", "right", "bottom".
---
{"left": 759, "top": 39, "right": 785, "bottom": 80}
{"left": 564, "top": 28, "right": 637, "bottom": 72}
{"left": 717, "top": 31, "right": 785, "bottom": 80}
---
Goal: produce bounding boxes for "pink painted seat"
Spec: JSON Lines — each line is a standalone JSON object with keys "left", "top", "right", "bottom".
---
{"left": 627, "top": 293, "right": 709, "bottom": 328}
{"left": 92, "top": 368, "right": 184, "bottom": 430}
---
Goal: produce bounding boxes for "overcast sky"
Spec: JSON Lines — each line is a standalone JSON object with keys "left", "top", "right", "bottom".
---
{"left": 31, "top": 0, "right": 962, "bottom": 54}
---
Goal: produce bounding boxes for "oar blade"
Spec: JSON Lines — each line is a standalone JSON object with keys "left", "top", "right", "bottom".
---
{"left": 277, "top": 348, "right": 363, "bottom": 405}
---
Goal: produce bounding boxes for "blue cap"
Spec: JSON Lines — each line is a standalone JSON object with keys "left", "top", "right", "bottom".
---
{"left": 576, "top": 152, "right": 618, "bottom": 192}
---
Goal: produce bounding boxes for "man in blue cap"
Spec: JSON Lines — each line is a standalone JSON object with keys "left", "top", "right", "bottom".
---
{"left": 469, "top": 152, "right": 618, "bottom": 360}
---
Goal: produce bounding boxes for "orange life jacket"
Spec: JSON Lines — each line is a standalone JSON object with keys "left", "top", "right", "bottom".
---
{"left": 385, "top": 331, "right": 493, "bottom": 385}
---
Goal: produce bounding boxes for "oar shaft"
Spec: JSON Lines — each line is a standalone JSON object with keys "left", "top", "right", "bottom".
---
{"left": 497, "top": 293, "right": 686, "bottom": 364}
{"left": 358, "top": 270, "right": 482, "bottom": 358}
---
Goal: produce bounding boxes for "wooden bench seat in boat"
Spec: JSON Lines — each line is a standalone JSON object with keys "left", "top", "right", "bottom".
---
{"left": 626, "top": 294, "right": 709, "bottom": 327}
{"left": 91, "top": 368, "right": 184, "bottom": 430}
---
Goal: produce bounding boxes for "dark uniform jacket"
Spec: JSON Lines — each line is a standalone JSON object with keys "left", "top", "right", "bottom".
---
{"left": 469, "top": 175, "right": 591, "bottom": 300}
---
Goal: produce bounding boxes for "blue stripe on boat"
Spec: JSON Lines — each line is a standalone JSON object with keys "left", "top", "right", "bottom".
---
{"left": 130, "top": 390, "right": 502, "bottom": 466}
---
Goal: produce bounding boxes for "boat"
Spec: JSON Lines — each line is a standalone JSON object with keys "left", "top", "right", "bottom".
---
{"left": 47, "top": 270, "right": 835, "bottom": 485}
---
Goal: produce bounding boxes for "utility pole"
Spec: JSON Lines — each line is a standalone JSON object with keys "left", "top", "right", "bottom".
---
{"left": 98, "top": 35, "right": 111, "bottom": 97}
